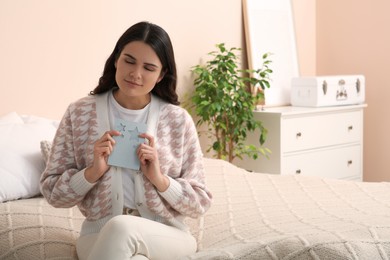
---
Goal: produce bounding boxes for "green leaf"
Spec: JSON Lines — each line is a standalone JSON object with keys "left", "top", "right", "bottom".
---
{"left": 189, "top": 43, "right": 273, "bottom": 163}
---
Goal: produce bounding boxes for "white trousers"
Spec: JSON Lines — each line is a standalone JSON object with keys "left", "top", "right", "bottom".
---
{"left": 76, "top": 215, "right": 197, "bottom": 260}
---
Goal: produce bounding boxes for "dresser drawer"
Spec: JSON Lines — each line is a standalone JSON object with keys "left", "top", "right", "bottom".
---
{"left": 282, "top": 110, "right": 362, "bottom": 152}
{"left": 282, "top": 145, "right": 361, "bottom": 180}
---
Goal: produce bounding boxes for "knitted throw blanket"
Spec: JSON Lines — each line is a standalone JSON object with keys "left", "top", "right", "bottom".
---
{"left": 2, "top": 158, "right": 390, "bottom": 259}
{"left": 184, "top": 158, "right": 390, "bottom": 259}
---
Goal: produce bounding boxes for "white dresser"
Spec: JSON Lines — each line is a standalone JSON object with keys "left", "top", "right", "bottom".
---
{"left": 235, "top": 104, "right": 366, "bottom": 180}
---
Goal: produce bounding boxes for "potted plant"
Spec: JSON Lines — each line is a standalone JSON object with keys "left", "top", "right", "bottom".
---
{"left": 189, "top": 43, "right": 272, "bottom": 163}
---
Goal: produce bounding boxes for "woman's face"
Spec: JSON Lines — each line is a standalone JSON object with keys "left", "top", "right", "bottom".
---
{"left": 114, "top": 41, "right": 164, "bottom": 109}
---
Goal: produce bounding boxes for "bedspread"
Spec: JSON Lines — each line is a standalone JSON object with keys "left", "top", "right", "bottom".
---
{"left": 1, "top": 158, "right": 390, "bottom": 259}
{"left": 184, "top": 158, "right": 390, "bottom": 259}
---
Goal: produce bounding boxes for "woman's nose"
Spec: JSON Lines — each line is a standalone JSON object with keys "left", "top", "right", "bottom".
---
{"left": 130, "top": 66, "right": 142, "bottom": 79}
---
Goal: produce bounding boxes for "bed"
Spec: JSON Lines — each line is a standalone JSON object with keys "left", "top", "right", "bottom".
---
{"left": 1, "top": 112, "right": 390, "bottom": 260}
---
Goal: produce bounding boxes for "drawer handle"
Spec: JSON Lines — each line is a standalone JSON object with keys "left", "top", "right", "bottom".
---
{"left": 348, "top": 126, "right": 353, "bottom": 131}
{"left": 296, "top": 132, "right": 302, "bottom": 138}
{"left": 347, "top": 160, "right": 353, "bottom": 166}
{"left": 295, "top": 169, "right": 301, "bottom": 174}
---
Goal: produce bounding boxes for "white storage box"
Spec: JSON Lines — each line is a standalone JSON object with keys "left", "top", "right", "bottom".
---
{"left": 291, "top": 75, "right": 365, "bottom": 107}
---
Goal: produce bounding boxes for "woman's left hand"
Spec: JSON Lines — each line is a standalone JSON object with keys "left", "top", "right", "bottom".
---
{"left": 137, "top": 133, "right": 169, "bottom": 192}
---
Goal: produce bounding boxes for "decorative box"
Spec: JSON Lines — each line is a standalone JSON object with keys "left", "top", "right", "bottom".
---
{"left": 291, "top": 75, "right": 365, "bottom": 107}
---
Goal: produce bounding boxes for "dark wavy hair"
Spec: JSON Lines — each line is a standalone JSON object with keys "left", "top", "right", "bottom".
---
{"left": 90, "top": 21, "right": 179, "bottom": 105}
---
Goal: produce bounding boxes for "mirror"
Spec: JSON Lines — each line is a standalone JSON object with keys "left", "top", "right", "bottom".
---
{"left": 243, "top": 0, "right": 299, "bottom": 107}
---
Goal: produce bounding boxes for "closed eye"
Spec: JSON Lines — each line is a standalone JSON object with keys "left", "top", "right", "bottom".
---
{"left": 125, "top": 58, "right": 135, "bottom": 64}
{"left": 123, "top": 53, "right": 160, "bottom": 72}
{"left": 144, "top": 65, "right": 156, "bottom": 72}
{"left": 123, "top": 54, "right": 136, "bottom": 64}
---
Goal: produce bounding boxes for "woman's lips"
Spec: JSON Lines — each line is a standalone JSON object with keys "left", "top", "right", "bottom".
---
{"left": 125, "top": 80, "right": 142, "bottom": 87}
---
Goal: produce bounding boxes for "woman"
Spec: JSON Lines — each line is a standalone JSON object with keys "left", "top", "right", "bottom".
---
{"left": 40, "top": 21, "right": 212, "bottom": 260}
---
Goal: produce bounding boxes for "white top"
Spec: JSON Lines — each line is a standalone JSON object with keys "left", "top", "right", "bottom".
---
{"left": 108, "top": 90, "right": 150, "bottom": 209}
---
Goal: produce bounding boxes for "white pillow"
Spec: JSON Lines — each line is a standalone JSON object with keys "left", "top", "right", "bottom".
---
{"left": 0, "top": 111, "right": 24, "bottom": 125}
{"left": 0, "top": 112, "right": 58, "bottom": 202}
{"left": 20, "top": 114, "right": 60, "bottom": 128}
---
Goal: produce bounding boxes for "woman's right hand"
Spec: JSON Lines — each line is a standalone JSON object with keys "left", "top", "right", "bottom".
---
{"left": 85, "top": 130, "right": 121, "bottom": 183}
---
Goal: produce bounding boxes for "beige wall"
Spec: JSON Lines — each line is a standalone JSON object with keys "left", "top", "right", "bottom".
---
{"left": 0, "top": 0, "right": 314, "bottom": 119}
{"left": 292, "top": 0, "right": 316, "bottom": 76}
{"left": 0, "top": 0, "right": 244, "bottom": 120}
{"left": 316, "top": 0, "right": 390, "bottom": 181}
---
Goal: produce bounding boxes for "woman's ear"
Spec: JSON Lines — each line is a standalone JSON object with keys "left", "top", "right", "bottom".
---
{"left": 157, "top": 70, "right": 166, "bottom": 84}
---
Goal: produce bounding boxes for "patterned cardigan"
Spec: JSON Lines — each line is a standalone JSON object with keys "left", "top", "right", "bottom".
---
{"left": 40, "top": 91, "right": 212, "bottom": 236}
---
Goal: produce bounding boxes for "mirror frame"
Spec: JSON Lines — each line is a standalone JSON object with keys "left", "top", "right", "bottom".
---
{"left": 243, "top": 0, "right": 300, "bottom": 107}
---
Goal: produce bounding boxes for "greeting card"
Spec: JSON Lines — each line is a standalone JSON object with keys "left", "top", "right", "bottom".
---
{"left": 108, "top": 118, "right": 147, "bottom": 170}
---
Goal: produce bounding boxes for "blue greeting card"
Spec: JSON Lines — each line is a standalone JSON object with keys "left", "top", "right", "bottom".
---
{"left": 108, "top": 118, "right": 147, "bottom": 170}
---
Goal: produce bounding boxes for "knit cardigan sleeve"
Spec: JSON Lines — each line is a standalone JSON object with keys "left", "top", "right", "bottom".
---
{"left": 147, "top": 105, "right": 212, "bottom": 219}
{"left": 40, "top": 97, "right": 98, "bottom": 208}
